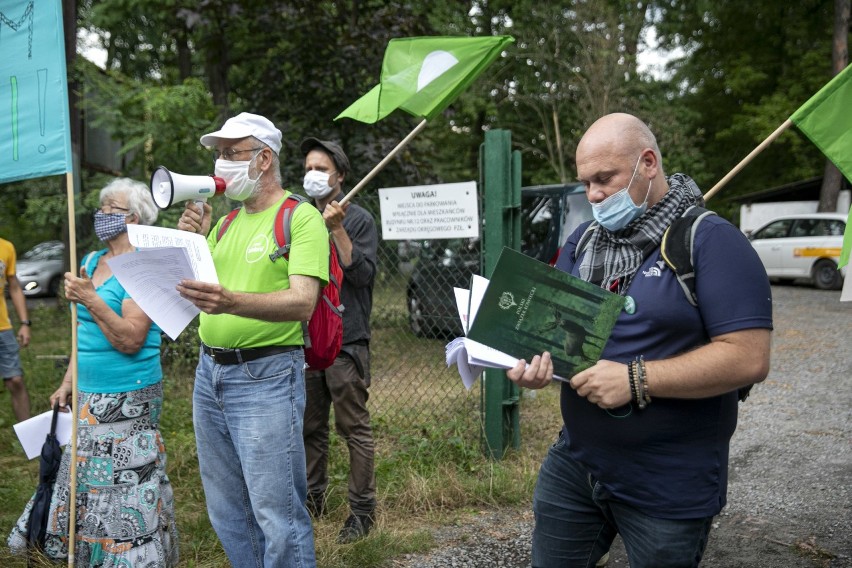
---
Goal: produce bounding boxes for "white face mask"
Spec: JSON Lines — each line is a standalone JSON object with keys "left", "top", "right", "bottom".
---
{"left": 303, "top": 170, "right": 335, "bottom": 199}
{"left": 215, "top": 154, "right": 261, "bottom": 201}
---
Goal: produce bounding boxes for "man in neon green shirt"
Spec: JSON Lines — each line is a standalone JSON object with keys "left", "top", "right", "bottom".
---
{"left": 177, "top": 113, "right": 327, "bottom": 568}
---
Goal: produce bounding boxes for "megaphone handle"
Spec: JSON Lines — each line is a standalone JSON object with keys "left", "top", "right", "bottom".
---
{"left": 194, "top": 198, "right": 207, "bottom": 222}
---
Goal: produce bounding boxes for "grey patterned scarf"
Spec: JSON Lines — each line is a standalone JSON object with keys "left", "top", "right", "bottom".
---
{"left": 579, "top": 173, "right": 704, "bottom": 294}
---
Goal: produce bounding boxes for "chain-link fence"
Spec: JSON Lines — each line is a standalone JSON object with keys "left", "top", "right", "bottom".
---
{"left": 359, "top": 182, "right": 592, "bottom": 442}
{"left": 157, "top": 184, "right": 586, "bottom": 445}
{"left": 366, "top": 197, "right": 483, "bottom": 436}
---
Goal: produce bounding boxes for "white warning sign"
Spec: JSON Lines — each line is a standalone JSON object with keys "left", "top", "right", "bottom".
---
{"left": 378, "top": 181, "right": 479, "bottom": 241}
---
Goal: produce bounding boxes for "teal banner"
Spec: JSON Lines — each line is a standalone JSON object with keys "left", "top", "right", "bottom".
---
{"left": 0, "top": 0, "right": 72, "bottom": 183}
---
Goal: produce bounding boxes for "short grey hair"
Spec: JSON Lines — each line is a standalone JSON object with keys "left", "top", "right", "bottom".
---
{"left": 100, "top": 178, "right": 158, "bottom": 225}
{"left": 247, "top": 135, "right": 282, "bottom": 185}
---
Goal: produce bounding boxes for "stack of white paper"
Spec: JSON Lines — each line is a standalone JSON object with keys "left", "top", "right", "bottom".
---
{"left": 106, "top": 225, "right": 219, "bottom": 340}
{"left": 446, "top": 275, "right": 567, "bottom": 389}
{"left": 445, "top": 336, "right": 527, "bottom": 389}
{"left": 445, "top": 275, "right": 524, "bottom": 389}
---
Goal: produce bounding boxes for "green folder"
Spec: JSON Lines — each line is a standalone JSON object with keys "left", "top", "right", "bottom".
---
{"left": 467, "top": 247, "right": 625, "bottom": 378}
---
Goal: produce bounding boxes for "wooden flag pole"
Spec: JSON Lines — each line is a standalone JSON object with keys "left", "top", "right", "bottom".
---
{"left": 703, "top": 119, "right": 793, "bottom": 202}
{"left": 65, "top": 171, "right": 79, "bottom": 567}
{"left": 339, "top": 119, "right": 429, "bottom": 206}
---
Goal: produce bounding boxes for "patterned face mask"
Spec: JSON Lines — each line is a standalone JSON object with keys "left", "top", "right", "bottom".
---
{"left": 93, "top": 211, "right": 129, "bottom": 241}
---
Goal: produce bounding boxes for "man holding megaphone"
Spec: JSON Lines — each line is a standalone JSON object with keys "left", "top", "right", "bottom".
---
{"left": 175, "top": 112, "right": 327, "bottom": 568}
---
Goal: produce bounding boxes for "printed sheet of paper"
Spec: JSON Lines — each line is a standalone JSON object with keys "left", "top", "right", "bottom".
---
{"left": 841, "top": 269, "right": 852, "bottom": 302}
{"left": 128, "top": 225, "right": 218, "bottom": 283}
{"left": 106, "top": 226, "right": 219, "bottom": 340}
{"left": 107, "top": 248, "right": 202, "bottom": 340}
{"left": 13, "top": 410, "right": 72, "bottom": 460}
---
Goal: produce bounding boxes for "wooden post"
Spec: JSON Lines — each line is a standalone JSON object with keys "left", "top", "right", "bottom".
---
{"left": 65, "top": 171, "right": 78, "bottom": 567}
{"left": 703, "top": 119, "right": 793, "bottom": 202}
{"left": 338, "top": 119, "right": 429, "bottom": 206}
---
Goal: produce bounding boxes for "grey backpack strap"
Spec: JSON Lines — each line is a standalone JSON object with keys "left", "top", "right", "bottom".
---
{"left": 660, "top": 206, "right": 716, "bottom": 307}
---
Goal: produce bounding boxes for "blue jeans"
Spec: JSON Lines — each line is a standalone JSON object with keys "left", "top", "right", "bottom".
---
{"left": 193, "top": 348, "right": 316, "bottom": 568}
{"left": 532, "top": 433, "right": 712, "bottom": 568}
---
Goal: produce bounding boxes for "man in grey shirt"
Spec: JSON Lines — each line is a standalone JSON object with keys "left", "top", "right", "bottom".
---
{"left": 300, "top": 137, "right": 379, "bottom": 543}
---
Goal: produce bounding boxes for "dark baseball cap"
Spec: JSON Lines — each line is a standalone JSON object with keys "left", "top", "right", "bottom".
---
{"left": 300, "top": 137, "right": 350, "bottom": 177}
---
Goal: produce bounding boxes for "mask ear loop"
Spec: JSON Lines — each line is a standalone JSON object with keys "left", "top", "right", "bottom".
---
{"left": 247, "top": 149, "right": 264, "bottom": 183}
{"left": 639, "top": 179, "right": 652, "bottom": 207}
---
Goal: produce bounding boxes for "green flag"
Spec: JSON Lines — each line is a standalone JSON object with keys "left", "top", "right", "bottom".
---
{"left": 790, "top": 63, "right": 852, "bottom": 185}
{"left": 840, "top": 204, "right": 852, "bottom": 269}
{"left": 336, "top": 35, "right": 514, "bottom": 123}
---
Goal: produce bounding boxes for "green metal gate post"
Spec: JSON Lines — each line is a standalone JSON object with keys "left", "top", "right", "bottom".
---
{"left": 480, "top": 129, "right": 522, "bottom": 459}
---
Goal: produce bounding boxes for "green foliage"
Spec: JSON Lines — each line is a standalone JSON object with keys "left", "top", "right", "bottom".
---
{"left": 6, "top": 0, "right": 837, "bottom": 249}
{"left": 79, "top": 62, "right": 219, "bottom": 180}
{"left": 0, "top": 176, "right": 67, "bottom": 252}
{"left": 159, "top": 321, "right": 201, "bottom": 378}
{"left": 656, "top": 0, "right": 841, "bottom": 197}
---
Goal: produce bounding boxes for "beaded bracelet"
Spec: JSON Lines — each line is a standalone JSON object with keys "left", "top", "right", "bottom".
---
{"left": 636, "top": 356, "right": 652, "bottom": 409}
{"left": 628, "top": 361, "right": 638, "bottom": 405}
{"left": 641, "top": 356, "right": 652, "bottom": 404}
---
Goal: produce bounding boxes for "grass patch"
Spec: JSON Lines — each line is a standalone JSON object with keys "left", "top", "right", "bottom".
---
{"left": 0, "top": 301, "right": 563, "bottom": 567}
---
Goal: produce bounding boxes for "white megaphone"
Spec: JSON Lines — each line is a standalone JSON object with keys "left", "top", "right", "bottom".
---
{"left": 149, "top": 166, "right": 226, "bottom": 218}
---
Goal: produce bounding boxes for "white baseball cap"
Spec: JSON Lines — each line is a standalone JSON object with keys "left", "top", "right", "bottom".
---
{"left": 200, "top": 112, "right": 282, "bottom": 155}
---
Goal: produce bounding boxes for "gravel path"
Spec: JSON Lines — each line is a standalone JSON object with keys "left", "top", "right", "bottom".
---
{"left": 393, "top": 284, "right": 852, "bottom": 568}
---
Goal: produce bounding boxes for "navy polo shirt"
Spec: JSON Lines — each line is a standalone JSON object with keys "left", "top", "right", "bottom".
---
{"left": 554, "top": 215, "right": 773, "bottom": 518}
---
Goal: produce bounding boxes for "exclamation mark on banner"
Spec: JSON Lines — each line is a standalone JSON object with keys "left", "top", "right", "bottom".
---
{"left": 38, "top": 69, "right": 48, "bottom": 153}
{"left": 10, "top": 76, "right": 18, "bottom": 161}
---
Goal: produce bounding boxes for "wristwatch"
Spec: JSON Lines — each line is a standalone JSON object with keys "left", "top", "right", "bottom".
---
{"left": 20, "top": 320, "right": 31, "bottom": 326}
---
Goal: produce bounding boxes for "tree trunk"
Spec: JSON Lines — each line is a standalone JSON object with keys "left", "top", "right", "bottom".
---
{"left": 202, "top": 18, "right": 231, "bottom": 119}
{"left": 176, "top": 31, "right": 192, "bottom": 81}
{"left": 818, "top": 0, "right": 850, "bottom": 212}
{"left": 621, "top": 1, "right": 650, "bottom": 80}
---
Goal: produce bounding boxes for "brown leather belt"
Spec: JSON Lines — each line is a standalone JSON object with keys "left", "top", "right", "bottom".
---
{"left": 202, "top": 344, "right": 301, "bottom": 365}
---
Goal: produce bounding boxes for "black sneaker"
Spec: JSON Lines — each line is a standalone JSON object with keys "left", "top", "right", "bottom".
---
{"left": 337, "top": 513, "right": 374, "bottom": 544}
{"left": 306, "top": 492, "right": 326, "bottom": 519}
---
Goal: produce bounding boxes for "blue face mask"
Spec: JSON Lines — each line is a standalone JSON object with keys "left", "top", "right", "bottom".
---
{"left": 591, "top": 155, "right": 652, "bottom": 231}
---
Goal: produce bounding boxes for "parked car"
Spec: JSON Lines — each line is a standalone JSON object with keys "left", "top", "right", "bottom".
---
{"left": 406, "top": 183, "right": 593, "bottom": 337}
{"left": 747, "top": 213, "right": 846, "bottom": 290}
{"left": 16, "top": 240, "right": 65, "bottom": 297}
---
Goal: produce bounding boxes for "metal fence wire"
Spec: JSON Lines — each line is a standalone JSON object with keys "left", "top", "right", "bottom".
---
{"left": 157, "top": 184, "right": 587, "bottom": 444}
{"left": 364, "top": 189, "right": 483, "bottom": 436}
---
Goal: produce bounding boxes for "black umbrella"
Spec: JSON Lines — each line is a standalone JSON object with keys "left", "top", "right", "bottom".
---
{"left": 25, "top": 400, "right": 62, "bottom": 552}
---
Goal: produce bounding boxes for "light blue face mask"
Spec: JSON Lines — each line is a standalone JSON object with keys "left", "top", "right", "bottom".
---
{"left": 591, "top": 155, "right": 652, "bottom": 231}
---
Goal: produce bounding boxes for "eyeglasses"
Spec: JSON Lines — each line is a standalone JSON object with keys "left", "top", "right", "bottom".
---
{"left": 97, "top": 205, "right": 130, "bottom": 215}
{"left": 214, "top": 147, "right": 264, "bottom": 161}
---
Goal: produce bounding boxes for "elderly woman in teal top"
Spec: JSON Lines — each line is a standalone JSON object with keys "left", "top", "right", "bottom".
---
{"left": 8, "top": 178, "right": 179, "bottom": 566}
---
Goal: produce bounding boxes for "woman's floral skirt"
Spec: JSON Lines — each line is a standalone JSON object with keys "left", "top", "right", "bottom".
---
{"left": 8, "top": 383, "right": 179, "bottom": 567}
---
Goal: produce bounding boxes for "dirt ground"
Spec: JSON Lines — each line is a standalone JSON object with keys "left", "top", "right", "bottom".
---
{"left": 395, "top": 283, "right": 852, "bottom": 568}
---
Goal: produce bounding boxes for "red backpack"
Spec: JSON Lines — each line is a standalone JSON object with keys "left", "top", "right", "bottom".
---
{"left": 217, "top": 194, "right": 344, "bottom": 370}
